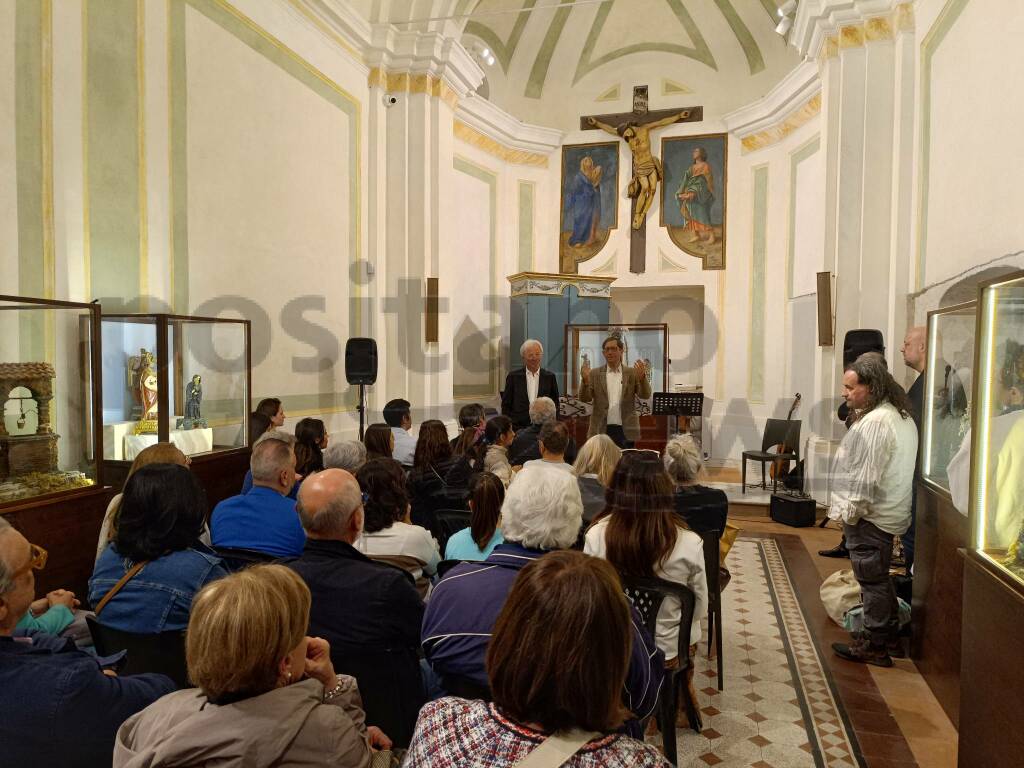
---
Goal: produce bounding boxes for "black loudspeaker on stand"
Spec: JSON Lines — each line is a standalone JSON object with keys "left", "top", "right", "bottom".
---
{"left": 345, "top": 338, "right": 378, "bottom": 441}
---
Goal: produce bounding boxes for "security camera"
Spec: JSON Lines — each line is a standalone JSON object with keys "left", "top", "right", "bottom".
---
{"left": 383, "top": 93, "right": 398, "bottom": 107}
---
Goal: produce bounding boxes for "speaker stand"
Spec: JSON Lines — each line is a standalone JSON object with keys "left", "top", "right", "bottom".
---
{"left": 357, "top": 384, "right": 367, "bottom": 442}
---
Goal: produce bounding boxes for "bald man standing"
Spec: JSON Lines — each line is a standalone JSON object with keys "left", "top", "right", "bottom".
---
{"left": 283, "top": 469, "right": 424, "bottom": 748}
{"left": 900, "top": 326, "right": 928, "bottom": 570}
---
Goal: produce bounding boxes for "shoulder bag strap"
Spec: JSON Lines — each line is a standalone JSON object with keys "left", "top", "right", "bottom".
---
{"left": 512, "top": 729, "right": 602, "bottom": 768}
{"left": 94, "top": 560, "right": 148, "bottom": 615}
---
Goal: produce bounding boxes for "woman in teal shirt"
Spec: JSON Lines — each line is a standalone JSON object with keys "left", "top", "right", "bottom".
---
{"left": 444, "top": 473, "right": 505, "bottom": 561}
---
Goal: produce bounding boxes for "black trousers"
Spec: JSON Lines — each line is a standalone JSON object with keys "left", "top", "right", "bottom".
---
{"left": 605, "top": 424, "right": 634, "bottom": 449}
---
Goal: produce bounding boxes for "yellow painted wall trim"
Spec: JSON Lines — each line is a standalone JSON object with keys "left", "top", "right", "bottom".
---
{"left": 369, "top": 66, "right": 460, "bottom": 109}
{"left": 741, "top": 93, "right": 822, "bottom": 154}
{"left": 865, "top": 16, "right": 893, "bottom": 42}
{"left": 894, "top": 2, "right": 915, "bottom": 33}
{"left": 821, "top": 34, "right": 839, "bottom": 61}
{"left": 41, "top": 0, "right": 55, "bottom": 302}
{"left": 284, "top": 0, "right": 364, "bottom": 65}
{"left": 137, "top": 0, "right": 149, "bottom": 308}
{"left": 454, "top": 121, "right": 549, "bottom": 168}
{"left": 839, "top": 24, "right": 865, "bottom": 49}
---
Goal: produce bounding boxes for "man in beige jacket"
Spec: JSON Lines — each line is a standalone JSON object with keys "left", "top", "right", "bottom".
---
{"left": 579, "top": 335, "right": 652, "bottom": 447}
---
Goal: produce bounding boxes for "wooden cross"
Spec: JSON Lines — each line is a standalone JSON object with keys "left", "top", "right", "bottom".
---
{"left": 581, "top": 86, "right": 703, "bottom": 274}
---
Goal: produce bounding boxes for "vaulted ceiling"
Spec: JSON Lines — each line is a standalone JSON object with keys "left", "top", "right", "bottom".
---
{"left": 459, "top": 0, "right": 801, "bottom": 129}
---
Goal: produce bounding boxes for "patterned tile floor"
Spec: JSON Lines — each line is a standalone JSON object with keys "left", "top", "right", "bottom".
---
{"left": 656, "top": 538, "right": 861, "bottom": 768}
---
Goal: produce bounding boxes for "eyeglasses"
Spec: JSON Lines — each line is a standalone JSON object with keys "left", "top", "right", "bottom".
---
{"left": 12, "top": 543, "right": 48, "bottom": 579}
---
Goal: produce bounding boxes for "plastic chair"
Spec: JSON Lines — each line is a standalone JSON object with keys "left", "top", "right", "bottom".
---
{"left": 674, "top": 501, "right": 728, "bottom": 691}
{"left": 86, "top": 616, "right": 189, "bottom": 689}
{"left": 620, "top": 575, "right": 702, "bottom": 766}
{"left": 211, "top": 546, "right": 277, "bottom": 572}
{"left": 435, "top": 509, "right": 472, "bottom": 554}
{"left": 741, "top": 418, "right": 800, "bottom": 493}
{"left": 436, "top": 559, "right": 467, "bottom": 580}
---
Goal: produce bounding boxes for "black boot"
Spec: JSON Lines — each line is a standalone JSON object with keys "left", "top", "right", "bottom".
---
{"left": 818, "top": 542, "right": 850, "bottom": 558}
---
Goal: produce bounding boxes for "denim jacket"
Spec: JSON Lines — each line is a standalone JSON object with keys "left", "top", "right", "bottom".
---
{"left": 89, "top": 544, "right": 227, "bottom": 633}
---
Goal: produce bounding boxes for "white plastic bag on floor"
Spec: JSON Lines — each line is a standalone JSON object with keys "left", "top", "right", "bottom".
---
{"left": 820, "top": 569, "right": 860, "bottom": 626}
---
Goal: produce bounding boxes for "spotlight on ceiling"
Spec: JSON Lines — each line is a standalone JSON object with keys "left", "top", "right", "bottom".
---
{"left": 481, "top": 47, "right": 490, "bottom": 58}
{"left": 775, "top": 15, "right": 794, "bottom": 35}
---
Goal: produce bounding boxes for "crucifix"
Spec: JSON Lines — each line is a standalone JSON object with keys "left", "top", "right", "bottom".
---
{"left": 581, "top": 86, "right": 703, "bottom": 274}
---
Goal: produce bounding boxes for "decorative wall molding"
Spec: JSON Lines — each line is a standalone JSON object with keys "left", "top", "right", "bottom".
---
{"left": 452, "top": 93, "right": 563, "bottom": 167}
{"left": 723, "top": 60, "right": 821, "bottom": 153}
{"left": 791, "top": 1, "right": 915, "bottom": 59}
{"left": 507, "top": 272, "right": 616, "bottom": 299}
{"left": 286, "top": 0, "right": 371, "bottom": 65}
{"left": 454, "top": 122, "right": 548, "bottom": 167}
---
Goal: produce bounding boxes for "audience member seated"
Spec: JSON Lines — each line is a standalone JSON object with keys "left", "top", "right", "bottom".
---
{"left": 96, "top": 442, "right": 193, "bottom": 563}
{"left": 508, "top": 396, "right": 577, "bottom": 466}
{"left": 355, "top": 458, "right": 440, "bottom": 587}
{"left": 16, "top": 585, "right": 79, "bottom": 637}
{"left": 584, "top": 450, "right": 707, "bottom": 721}
{"left": 113, "top": 564, "right": 389, "bottom": 767}
{"left": 517, "top": 420, "right": 573, "bottom": 475}
{"left": 451, "top": 403, "right": 486, "bottom": 457}
{"left": 408, "top": 420, "right": 473, "bottom": 534}
{"left": 573, "top": 434, "right": 622, "bottom": 523}
{"left": 90, "top": 464, "right": 228, "bottom": 633}
{"left": 363, "top": 422, "right": 394, "bottom": 461}
{"left": 294, "top": 417, "right": 328, "bottom": 477}
{"left": 406, "top": 551, "right": 669, "bottom": 768}
{"left": 255, "top": 396, "right": 286, "bottom": 428}
{"left": 664, "top": 433, "right": 729, "bottom": 531}
{"left": 422, "top": 465, "right": 663, "bottom": 733}
{"left": 324, "top": 439, "right": 368, "bottom": 473}
{"left": 0, "top": 518, "right": 175, "bottom": 768}
{"left": 444, "top": 472, "right": 505, "bottom": 561}
{"left": 212, "top": 430, "right": 306, "bottom": 558}
{"left": 384, "top": 398, "right": 417, "bottom": 466}
{"left": 475, "top": 415, "right": 515, "bottom": 487}
{"left": 284, "top": 469, "right": 425, "bottom": 747}
{"left": 241, "top": 412, "right": 299, "bottom": 499}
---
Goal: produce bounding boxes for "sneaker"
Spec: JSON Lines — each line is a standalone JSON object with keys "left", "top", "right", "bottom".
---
{"left": 832, "top": 635, "right": 893, "bottom": 667}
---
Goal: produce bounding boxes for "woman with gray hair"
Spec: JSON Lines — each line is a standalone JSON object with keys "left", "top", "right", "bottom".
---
{"left": 664, "top": 433, "right": 728, "bottom": 517}
{"left": 323, "top": 440, "right": 367, "bottom": 473}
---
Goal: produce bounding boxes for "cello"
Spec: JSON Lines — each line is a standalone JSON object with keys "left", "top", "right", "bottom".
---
{"left": 770, "top": 393, "right": 801, "bottom": 482}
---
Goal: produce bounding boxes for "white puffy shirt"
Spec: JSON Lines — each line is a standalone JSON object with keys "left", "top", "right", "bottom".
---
{"left": 828, "top": 402, "right": 919, "bottom": 536}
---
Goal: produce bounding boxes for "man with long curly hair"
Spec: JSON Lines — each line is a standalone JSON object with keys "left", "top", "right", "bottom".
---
{"left": 829, "top": 353, "right": 918, "bottom": 667}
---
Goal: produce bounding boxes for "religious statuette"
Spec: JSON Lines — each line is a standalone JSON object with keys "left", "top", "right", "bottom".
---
{"left": 128, "top": 348, "right": 159, "bottom": 434}
{"left": 179, "top": 374, "right": 208, "bottom": 430}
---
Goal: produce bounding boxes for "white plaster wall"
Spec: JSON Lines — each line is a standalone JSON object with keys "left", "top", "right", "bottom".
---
{"left": 918, "top": 0, "right": 1024, "bottom": 288}
{"left": 0, "top": 0, "right": 17, "bottom": 295}
{"left": 792, "top": 145, "right": 824, "bottom": 298}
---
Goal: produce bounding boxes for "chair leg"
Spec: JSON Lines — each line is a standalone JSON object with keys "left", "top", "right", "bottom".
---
{"left": 716, "top": 605, "right": 724, "bottom": 692}
{"left": 660, "top": 671, "right": 678, "bottom": 765}
{"left": 741, "top": 457, "right": 746, "bottom": 494}
{"left": 760, "top": 461, "right": 766, "bottom": 490}
{"left": 679, "top": 670, "right": 702, "bottom": 735}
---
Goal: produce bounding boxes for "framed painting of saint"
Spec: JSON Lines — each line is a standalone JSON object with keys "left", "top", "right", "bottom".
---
{"left": 559, "top": 142, "right": 619, "bottom": 273}
{"left": 661, "top": 133, "right": 727, "bottom": 269}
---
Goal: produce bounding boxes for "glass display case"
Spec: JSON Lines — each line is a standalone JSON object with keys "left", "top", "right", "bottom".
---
{"left": 963, "top": 271, "right": 1024, "bottom": 586}
{"left": 100, "top": 314, "right": 250, "bottom": 461}
{"left": 921, "top": 301, "right": 977, "bottom": 494}
{"left": 562, "top": 324, "right": 669, "bottom": 414}
{"left": 0, "top": 295, "right": 101, "bottom": 506}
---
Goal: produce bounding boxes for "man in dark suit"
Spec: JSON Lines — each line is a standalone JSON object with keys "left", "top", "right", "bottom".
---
{"left": 899, "top": 326, "right": 927, "bottom": 570}
{"left": 501, "top": 339, "right": 559, "bottom": 430}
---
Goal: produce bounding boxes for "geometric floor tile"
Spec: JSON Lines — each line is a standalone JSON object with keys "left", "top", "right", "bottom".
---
{"left": 650, "top": 538, "right": 864, "bottom": 767}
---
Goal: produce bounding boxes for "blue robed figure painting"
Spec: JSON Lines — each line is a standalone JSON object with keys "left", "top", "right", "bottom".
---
{"left": 661, "top": 133, "right": 728, "bottom": 269}
{"left": 560, "top": 142, "right": 618, "bottom": 273}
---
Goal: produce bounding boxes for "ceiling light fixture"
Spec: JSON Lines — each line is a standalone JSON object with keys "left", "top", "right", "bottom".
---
{"left": 775, "top": 0, "right": 797, "bottom": 36}
{"left": 779, "top": 0, "right": 797, "bottom": 16}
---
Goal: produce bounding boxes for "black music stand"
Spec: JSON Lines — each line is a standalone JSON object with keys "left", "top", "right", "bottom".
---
{"left": 653, "top": 392, "right": 705, "bottom": 451}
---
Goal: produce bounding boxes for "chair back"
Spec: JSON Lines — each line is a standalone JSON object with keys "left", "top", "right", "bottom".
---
{"left": 436, "top": 558, "right": 467, "bottom": 580}
{"left": 212, "top": 546, "right": 277, "bottom": 573}
{"left": 86, "top": 616, "right": 189, "bottom": 689}
{"left": 761, "top": 418, "right": 801, "bottom": 453}
{"left": 619, "top": 574, "right": 697, "bottom": 665}
{"left": 435, "top": 509, "right": 472, "bottom": 554}
{"left": 696, "top": 528, "right": 722, "bottom": 598}
{"left": 367, "top": 553, "right": 431, "bottom": 599}
{"left": 335, "top": 647, "right": 425, "bottom": 748}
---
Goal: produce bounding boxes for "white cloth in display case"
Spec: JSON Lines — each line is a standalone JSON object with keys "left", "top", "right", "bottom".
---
{"left": 103, "top": 420, "right": 213, "bottom": 460}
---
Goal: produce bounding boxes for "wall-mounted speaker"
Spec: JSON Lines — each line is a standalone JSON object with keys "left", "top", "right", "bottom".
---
{"left": 816, "top": 271, "right": 834, "bottom": 346}
{"left": 345, "top": 338, "right": 378, "bottom": 385}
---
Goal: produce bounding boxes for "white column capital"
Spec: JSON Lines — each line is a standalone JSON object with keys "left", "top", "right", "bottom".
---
{"left": 792, "top": 0, "right": 914, "bottom": 59}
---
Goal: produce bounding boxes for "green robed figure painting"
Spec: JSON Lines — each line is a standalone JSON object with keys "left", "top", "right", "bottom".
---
{"left": 661, "top": 133, "right": 727, "bottom": 269}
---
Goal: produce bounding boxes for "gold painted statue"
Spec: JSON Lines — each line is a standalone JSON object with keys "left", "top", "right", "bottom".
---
{"left": 127, "top": 348, "right": 159, "bottom": 434}
{"left": 587, "top": 111, "right": 690, "bottom": 230}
